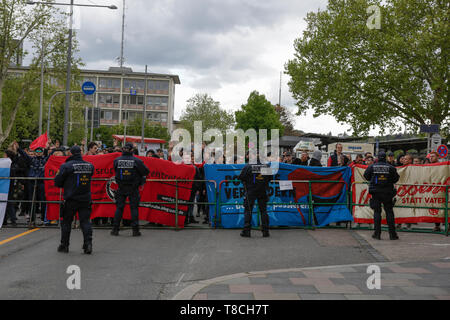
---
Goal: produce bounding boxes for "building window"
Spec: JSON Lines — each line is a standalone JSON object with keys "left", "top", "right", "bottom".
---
{"left": 148, "top": 80, "right": 169, "bottom": 91}
{"left": 147, "top": 96, "right": 169, "bottom": 106}
{"left": 146, "top": 112, "right": 161, "bottom": 121}
{"left": 99, "top": 77, "right": 120, "bottom": 89}
{"left": 124, "top": 79, "right": 145, "bottom": 90}
{"left": 160, "top": 113, "right": 168, "bottom": 122}
{"left": 99, "top": 94, "right": 120, "bottom": 105}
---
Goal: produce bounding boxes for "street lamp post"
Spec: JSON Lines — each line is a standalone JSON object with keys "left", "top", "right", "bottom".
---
{"left": 27, "top": 1, "right": 117, "bottom": 145}
{"left": 47, "top": 90, "right": 82, "bottom": 140}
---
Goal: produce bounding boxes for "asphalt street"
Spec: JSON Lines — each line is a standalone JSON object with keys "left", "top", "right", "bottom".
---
{"left": 0, "top": 225, "right": 379, "bottom": 300}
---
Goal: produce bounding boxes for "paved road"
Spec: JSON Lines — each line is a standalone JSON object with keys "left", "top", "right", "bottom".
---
{"left": 1, "top": 224, "right": 449, "bottom": 300}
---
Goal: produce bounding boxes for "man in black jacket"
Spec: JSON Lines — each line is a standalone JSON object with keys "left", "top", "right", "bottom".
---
{"left": 238, "top": 159, "right": 272, "bottom": 238}
{"left": 54, "top": 146, "right": 95, "bottom": 254}
{"left": 364, "top": 151, "right": 400, "bottom": 240}
{"left": 111, "top": 143, "right": 150, "bottom": 237}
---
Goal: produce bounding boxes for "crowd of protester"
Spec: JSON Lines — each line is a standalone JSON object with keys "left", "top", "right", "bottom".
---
{"left": 2, "top": 139, "right": 447, "bottom": 232}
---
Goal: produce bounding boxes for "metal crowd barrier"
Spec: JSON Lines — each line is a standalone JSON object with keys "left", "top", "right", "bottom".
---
{"left": 0, "top": 176, "right": 217, "bottom": 231}
{"left": 350, "top": 182, "right": 449, "bottom": 236}
{"left": 1, "top": 176, "right": 448, "bottom": 236}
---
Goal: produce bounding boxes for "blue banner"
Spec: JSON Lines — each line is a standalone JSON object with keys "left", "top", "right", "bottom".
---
{"left": 204, "top": 163, "right": 353, "bottom": 229}
{"left": 0, "top": 158, "right": 11, "bottom": 229}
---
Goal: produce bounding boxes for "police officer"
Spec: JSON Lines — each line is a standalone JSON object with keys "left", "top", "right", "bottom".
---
{"left": 364, "top": 151, "right": 400, "bottom": 240}
{"left": 111, "top": 143, "right": 149, "bottom": 237}
{"left": 54, "top": 146, "right": 95, "bottom": 254}
{"left": 238, "top": 157, "right": 272, "bottom": 238}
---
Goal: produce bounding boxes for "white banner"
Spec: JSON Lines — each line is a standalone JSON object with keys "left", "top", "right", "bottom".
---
{"left": 352, "top": 162, "right": 450, "bottom": 223}
{"left": 0, "top": 158, "right": 12, "bottom": 229}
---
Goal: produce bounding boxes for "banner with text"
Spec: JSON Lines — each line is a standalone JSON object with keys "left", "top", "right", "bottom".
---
{"left": 45, "top": 153, "right": 195, "bottom": 228}
{"left": 204, "top": 163, "right": 353, "bottom": 228}
{"left": 352, "top": 162, "right": 450, "bottom": 224}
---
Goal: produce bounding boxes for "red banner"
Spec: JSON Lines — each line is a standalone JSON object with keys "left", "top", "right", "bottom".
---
{"left": 44, "top": 153, "right": 195, "bottom": 228}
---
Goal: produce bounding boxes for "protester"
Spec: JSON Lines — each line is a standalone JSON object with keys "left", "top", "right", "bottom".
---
{"left": 283, "top": 152, "right": 294, "bottom": 164}
{"left": 365, "top": 155, "right": 374, "bottom": 166}
{"left": 295, "top": 151, "right": 309, "bottom": 166}
{"left": 328, "top": 143, "right": 349, "bottom": 167}
{"left": 309, "top": 150, "right": 323, "bottom": 167}
{"left": 428, "top": 152, "right": 442, "bottom": 231}
{"left": 396, "top": 154, "right": 405, "bottom": 167}
{"left": 17, "top": 143, "right": 50, "bottom": 226}
{"left": 386, "top": 152, "right": 396, "bottom": 166}
{"left": 403, "top": 154, "right": 413, "bottom": 165}
{"left": 351, "top": 154, "right": 364, "bottom": 167}
{"left": 156, "top": 149, "right": 165, "bottom": 160}
{"left": 3, "top": 150, "right": 19, "bottom": 226}
{"left": 413, "top": 157, "right": 422, "bottom": 165}
{"left": 86, "top": 142, "right": 98, "bottom": 156}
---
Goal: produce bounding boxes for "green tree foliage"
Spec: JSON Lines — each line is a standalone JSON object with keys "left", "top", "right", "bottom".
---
{"left": 0, "top": 0, "right": 84, "bottom": 147}
{"left": 286, "top": 0, "right": 449, "bottom": 135}
{"left": 180, "top": 93, "right": 235, "bottom": 137}
{"left": 235, "top": 91, "right": 284, "bottom": 141}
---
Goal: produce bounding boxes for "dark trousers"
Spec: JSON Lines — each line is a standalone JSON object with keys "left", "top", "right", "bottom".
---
{"left": 371, "top": 193, "right": 396, "bottom": 236}
{"left": 60, "top": 200, "right": 92, "bottom": 247}
{"left": 28, "top": 180, "right": 46, "bottom": 221}
{"left": 113, "top": 185, "right": 140, "bottom": 229}
{"left": 243, "top": 194, "right": 269, "bottom": 232}
{"left": 4, "top": 184, "right": 17, "bottom": 224}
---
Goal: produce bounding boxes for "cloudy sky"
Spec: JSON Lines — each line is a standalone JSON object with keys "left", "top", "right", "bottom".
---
{"left": 47, "top": 0, "right": 367, "bottom": 135}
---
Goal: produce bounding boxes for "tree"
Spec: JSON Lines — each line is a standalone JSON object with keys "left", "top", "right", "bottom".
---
{"left": 235, "top": 91, "right": 284, "bottom": 141}
{"left": 180, "top": 93, "right": 235, "bottom": 137}
{"left": 274, "top": 104, "right": 304, "bottom": 136}
{"left": 286, "top": 0, "right": 449, "bottom": 136}
{"left": 0, "top": 0, "right": 82, "bottom": 145}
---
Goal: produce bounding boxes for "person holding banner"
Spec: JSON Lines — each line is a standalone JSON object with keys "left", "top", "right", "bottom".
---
{"left": 54, "top": 146, "right": 95, "bottom": 254}
{"left": 111, "top": 143, "right": 150, "bottom": 237}
{"left": 363, "top": 151, "right": 400, "bottom": 240}
{"left": 238, "top": 159, "right": 272, "bottom": 238}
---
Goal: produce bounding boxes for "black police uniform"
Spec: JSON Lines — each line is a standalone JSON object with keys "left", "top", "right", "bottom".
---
{"left": 54, "top": 148, "right": 94, "bottom": 253}
{"left": 238, "top": 162, "right": 272, "bottom": 237}
{"left": 363, "top": 152, "right": 400, "bottom": 240}
{"left": 111, "top": 145, "right": 149, "bottom": 236}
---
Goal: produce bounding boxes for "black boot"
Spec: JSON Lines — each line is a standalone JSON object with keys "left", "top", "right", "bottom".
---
{"left": 240, "top": 230, "right": 251, "bottom": 238}
{"left": 57, "top": 244, "right": 69, "bottom": 253}
{"left": 83, "top": 243, "right": 93, "bottom": 254}
{"left": 389, "top": 233, "right": 399, "bottom": 240}
{"left": 372, "top": 233, "right": 381, "bottom": 240}
{"left": 110, "top": 226, "right": 119, "bottom": 236}
{"left": 132, "top": 228, "right": 141, "bottom": 237}
{"left": 262, "top": 230, "right": 270, "bottom": 238}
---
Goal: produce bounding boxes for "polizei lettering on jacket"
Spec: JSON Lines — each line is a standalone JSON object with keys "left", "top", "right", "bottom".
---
{"left": 117, "top": 160, "right": 135, "bottom": 169}
{"left": 73, "top": 164, "right": 93, "bottom": 174}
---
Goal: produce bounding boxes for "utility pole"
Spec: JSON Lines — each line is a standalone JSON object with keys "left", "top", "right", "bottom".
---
{"left": 278, "top": 71, "right": 282, "bottom": 107}
{"left": 38, "top": 38, "right": 45, "bottom": 136}
{"left": 119, "top": 0, "right": 126, "bottom": 68}
{"left": 141, "top": 65, "right": 147, "bottom": 152}
{"left": 63, "top": 0, "right": 74, "bottom": 146}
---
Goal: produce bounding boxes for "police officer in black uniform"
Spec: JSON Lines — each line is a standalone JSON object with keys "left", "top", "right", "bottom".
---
{"left": 111, "top": 143, "right": 149, "bottom": 237}
{"left": 364, "top": 151, "right": 400, "bottom": 240}
{"left": 239, "top": 157, "right": 272, "bottom": 238}
{"left": 54, "top": 146, "right": 95, "bottom": 254}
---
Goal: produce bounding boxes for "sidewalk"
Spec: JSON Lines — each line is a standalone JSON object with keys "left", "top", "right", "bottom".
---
{"left": 173, "top": 260, "right": 450, "bottom": 300}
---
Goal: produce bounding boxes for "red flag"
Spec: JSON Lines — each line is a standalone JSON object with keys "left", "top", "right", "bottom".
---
{"left": 30, "top": 132, "right": 48, "bottom": 150}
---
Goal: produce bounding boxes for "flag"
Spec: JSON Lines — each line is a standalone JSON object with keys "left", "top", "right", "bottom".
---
{"left": 30, "top": 132, "right": 48, "bottom": 150}
{"left": 0, "top": 158, "right": 12, "bottom": 229}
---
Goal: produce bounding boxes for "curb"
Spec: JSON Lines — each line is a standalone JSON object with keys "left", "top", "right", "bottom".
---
{"left": 171, "top": 261, "right": 403, "bottom": 300}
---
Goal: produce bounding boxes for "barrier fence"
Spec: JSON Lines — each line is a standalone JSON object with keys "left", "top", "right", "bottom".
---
{"left": 0, "top": 177, "right": 448, "bottom": 236}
